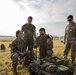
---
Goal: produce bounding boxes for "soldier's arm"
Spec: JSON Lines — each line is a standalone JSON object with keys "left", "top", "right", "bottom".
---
{"left": 21, "top": 25, "right": 25, "bottom": 38}
{"left": 74, "top": 24, "right": 76, "bottom": 45}
{"left": 34, "top": 37, "right": 39, "bottom": 48}
{"left": 75, "top": 24, "right": 76, "bottom": 40}
{"left": 47, "top": 38, "right": 53, "bottom": 50}
{"left": 11, "top": 41, "right": 18, "bottom": 53}
{"left": 50, "top": 35, "right": 53, "bottom": 48}
{"left": 33, "top": 27, "right": 36, "bottom": 40}
{"left": 23, "top": 41, "right": 26, "bottom": 53}
{"left": 21, "top": 25, "right": 24, "bottom": 32}
{"left": 64, "top": 26, "right": 67, "bottom": 44}
{"left": 51, "top": 39, "right": 53, "bottom": 48}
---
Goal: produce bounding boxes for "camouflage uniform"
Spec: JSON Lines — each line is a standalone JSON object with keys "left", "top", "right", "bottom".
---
{"left": 21, "top": 23, "right": 36, "bottom": 60}
{"left": 46, "top": 37, "right": 53, "bottom": 57}
{"left": 11, "top": 38, "right": 25, "bottom": 74}
{"left": 34, "top": 35, "right": 53, "bottom": 59}
{"left": 64, "top": 22, "right": 76, "bottom": 63}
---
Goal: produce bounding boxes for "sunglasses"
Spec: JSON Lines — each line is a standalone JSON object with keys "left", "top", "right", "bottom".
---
{"left": 40, "top": 34, "right": 45, "bottom": 35}
{"left": 67, "top": 19, "right": 72, "bottom": 21}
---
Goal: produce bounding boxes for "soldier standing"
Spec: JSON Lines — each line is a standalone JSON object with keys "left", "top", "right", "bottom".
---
{"left": 21, "top": 16, "right": 36, "bottom": 61}
{"left": 64, "top": 15, "right": 76, "bottom": 64}
{"left": 11, "top": 30, "right": 26, "bottom": 75}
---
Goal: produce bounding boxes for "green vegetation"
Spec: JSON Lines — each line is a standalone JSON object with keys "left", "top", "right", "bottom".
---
{"left": 0, "top": 38, "right": 14, "bottom": 42}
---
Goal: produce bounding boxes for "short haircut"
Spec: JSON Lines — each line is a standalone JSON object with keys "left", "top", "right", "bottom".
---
{"left": 67, "top": 15, "right": 73, "bottom": 19}
{"left": 39, "top": 28, "right": 45, "bottom": 32}
{"left": 16, "top": 30, "right": 21, "bottom": 37}
{"left": 28, "top": 16, "right": 33, "bottom": 19}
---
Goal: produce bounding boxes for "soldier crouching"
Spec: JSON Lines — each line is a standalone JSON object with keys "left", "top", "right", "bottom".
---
{"left": 34, "top": 28, "right": 53, "bottom": 59}
{"left": 11, "top": 30, "right": 26, "bottom": 75}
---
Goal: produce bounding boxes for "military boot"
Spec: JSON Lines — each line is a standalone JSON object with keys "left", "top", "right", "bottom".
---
{"left": 12, "top": 66, "right": 18, "bottom": 75}
{"left": 63, "top": 55, "right": 67, "bottom": 59}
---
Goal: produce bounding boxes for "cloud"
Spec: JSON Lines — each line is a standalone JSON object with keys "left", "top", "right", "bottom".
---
{"left": 11, "top": 0, "right": 76, "bottom": 36}
{"left": 0, "top": 0, "right": 76, "bottom": 36}
{"left": 12, "top": 0, "right": 76, "bottom": 23}
{"left": 35, "top": 21, "right": 67, "bottom": 36}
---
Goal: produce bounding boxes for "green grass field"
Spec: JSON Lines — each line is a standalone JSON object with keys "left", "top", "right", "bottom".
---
{"left": 0, "top": 39, "right": 76, "bottom": 75}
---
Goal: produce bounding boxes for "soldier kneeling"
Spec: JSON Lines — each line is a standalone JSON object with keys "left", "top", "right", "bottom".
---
{"left": 11, "top": 30, "right": 26, "bottom": 75}
{"left": 34, "top": 28, "right": 53, "bottom": 59}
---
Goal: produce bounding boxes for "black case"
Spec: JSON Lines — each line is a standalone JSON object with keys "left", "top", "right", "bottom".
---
{"left": 29, "top": 64, "right": 74, "bottom": 75}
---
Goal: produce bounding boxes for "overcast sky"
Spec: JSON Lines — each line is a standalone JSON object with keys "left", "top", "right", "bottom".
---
{"left": 0, "top": 0, "right": 76, "bottom": 36}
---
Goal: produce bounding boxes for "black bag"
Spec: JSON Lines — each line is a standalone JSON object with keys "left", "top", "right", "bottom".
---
{"left": 29, "top": 64, "right": 74, "bottom": 75}
{"left": 39, "top": 61, "right": 54, "bottom": 71}
{"left": 29, "top": 59, "right": 74, "bottom": 75}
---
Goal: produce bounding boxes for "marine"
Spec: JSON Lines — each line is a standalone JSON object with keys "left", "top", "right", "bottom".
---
{"left": 21, "top": 16, "right": 36, "bottom": 61}
{"left": 11, "top": 30, "right": 26, "bottom": 75}
{"left": 34, "top": 28, "right": 53, "bottom": 59}
{"left": 64, "top": 15, "right": 76, "bottom": 64}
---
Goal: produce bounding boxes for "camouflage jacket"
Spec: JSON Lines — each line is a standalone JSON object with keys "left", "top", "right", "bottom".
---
{"left": 34, "top": 35, "right": 47, "bottom": 47}
{"left": 34, "top": 35, "right": 53, "bottom": 50}
{"left": 11, "top": 38, "right": 25, "bottom": 53}
{"left": 47, "top": 38, "right": 53, "bottom": 50}
{"left": 64, "top": 22, "right": 76, "bottom": 43}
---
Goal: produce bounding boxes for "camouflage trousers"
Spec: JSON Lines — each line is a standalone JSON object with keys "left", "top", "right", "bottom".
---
{"left": 64, "top": 42, "right": 76, "bottom": 62}
{"left": 11, "top": 53, "right": 26, "bottom": 67}
{"left": 11, "top": 53, "right": 19, "bottom": 67}
{"left": 24, "top": 39, "right": 34, "bottom": 61}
